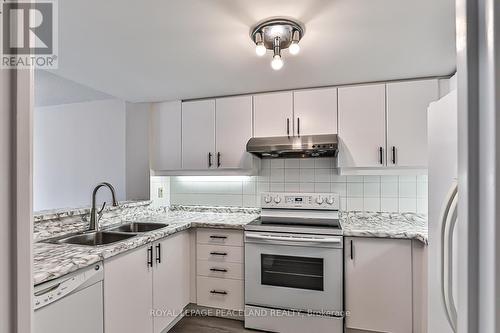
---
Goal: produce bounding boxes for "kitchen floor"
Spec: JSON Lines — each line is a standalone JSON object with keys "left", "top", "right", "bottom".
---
{"left": 170, "top": 316, "right": 263, "bottom": 332}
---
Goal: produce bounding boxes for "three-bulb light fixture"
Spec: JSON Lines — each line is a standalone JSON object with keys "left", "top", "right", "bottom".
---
{"left": 251, "top": 18, "right": 305, "bottom": 70}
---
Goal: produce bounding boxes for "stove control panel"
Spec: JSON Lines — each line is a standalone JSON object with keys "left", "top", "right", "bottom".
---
{"left": 261, "top": 192, "right": 340, "bottom": 210}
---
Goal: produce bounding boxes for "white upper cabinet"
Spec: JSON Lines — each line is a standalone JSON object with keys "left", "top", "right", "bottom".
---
{"left": 293, "top": 88, "right": 338, "bottom": 136}
{"left": 253, "top": 91, "right": 293, "bottom": 138}
{"left": 181, "top": 100, "right": 216, "bottom": 170}
{"left": 152, "top": 79, "right": 435, "bottom": 173}
{"left": 215, "top": 96, "right": 253, "bottom": 169}
{"left": 338, "top": 84, "right": 386, "bottom": 168}
{"left": 151, "top": 101, "right": 182, "bottom": 171}
{"left": 386, "top": 79, "right": 438, "bottom": 167}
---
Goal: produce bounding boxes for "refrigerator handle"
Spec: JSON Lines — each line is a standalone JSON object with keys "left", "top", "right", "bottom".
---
{"left": 441, "top": 182, "right": 458, "bottom": 332}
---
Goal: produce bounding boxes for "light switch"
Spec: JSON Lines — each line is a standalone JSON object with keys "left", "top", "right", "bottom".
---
{"left": 157, "top": 187, "right": 164, "bottom": 199}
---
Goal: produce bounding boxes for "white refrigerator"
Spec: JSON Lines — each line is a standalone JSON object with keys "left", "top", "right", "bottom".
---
{"left": 427, "top": 89, "right": 458, "bottom": 333}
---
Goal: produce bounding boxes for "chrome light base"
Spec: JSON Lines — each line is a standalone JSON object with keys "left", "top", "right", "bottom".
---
{"left": 250, "top": 18, "right": 305, "bottom": 50}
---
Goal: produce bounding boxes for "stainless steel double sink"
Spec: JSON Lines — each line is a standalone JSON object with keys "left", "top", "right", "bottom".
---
{"left": 45, "top": 222, "right": 169, "bottom": 246}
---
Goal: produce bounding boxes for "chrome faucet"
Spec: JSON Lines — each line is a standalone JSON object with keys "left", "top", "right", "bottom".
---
{"left": 89, "top": 182, "right": 119, "bottom": 231}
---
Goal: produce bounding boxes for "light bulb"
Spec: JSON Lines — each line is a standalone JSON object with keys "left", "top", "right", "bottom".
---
{"left": 289, "top": 41, "right": 300, "bottom": 55}
{"left": 271, "top": 55, "right": 284, "bottom": 70}
{"left": 255, "top": 43, "right": 266, "bottom": 56}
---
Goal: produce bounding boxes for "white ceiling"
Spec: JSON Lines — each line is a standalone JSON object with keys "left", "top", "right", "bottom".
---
{"left": 49, "top": 0, "right": 456, "bottom": 102}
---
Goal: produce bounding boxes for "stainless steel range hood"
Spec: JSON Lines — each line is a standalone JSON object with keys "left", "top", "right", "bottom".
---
{"left": 246, "top": 134, "right": 338, "bottom": 159}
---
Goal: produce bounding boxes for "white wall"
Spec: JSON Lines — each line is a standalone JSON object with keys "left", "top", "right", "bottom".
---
{"left": 126, "top": 102, "right": 150, "bottom": 200}
{"left": 165, "top": 158, "right": 428, "bottom": 214}
{"left": 34, "top": 99, "right": 127, "bottom": 211}
{"left": 35, "top": 70, "right": 112, "bottom": 107}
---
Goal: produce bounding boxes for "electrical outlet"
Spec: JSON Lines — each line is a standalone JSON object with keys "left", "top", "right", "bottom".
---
{"left": 157, "top": 187, "right": 164, "bottom": 199}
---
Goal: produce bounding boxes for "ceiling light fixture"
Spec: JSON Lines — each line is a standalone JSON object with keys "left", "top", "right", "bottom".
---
{"left": 254, "top": 32, "right": 267, "bottom": 56}
{"left": 251, "top": 18, "right": 305, "bottom": 71}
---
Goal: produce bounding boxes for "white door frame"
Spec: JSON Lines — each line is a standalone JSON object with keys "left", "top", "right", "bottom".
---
{"left": 0, "top": 0, "right": 34, "bottom": 330}
{"left": 0, "top": 68, "right": 33, "bottom": 333}
{"left": 15, "top": 67, "right": 34, "bottom": 333}
{"left": 456, "top": 0, "right": 500, "bottom": 332}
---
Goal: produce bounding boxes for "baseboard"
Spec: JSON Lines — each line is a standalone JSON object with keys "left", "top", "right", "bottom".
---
{"left": 161, "top": 312, "right": 185, "bottom": 333}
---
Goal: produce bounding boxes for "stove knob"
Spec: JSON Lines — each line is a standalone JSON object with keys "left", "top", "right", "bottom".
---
{"left": 327, "top": 197, "right": 335, "bottom": 205}
{"left": 316, "top": 196, "right": 324, "bottom": 205}
{"left": 264, "top": 195, "right": 272, "bottom": 203}
{"left": 274, "top": 196, "right": 282, "bottom": 204}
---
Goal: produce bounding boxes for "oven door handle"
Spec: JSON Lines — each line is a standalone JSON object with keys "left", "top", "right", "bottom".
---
{"left": 245, "top": 233, "right": 342, "bottom": 244}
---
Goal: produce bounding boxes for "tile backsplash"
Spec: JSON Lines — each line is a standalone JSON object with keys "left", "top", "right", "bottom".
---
{"left": 156, "top": 158, "right": 427, "bottom": 214}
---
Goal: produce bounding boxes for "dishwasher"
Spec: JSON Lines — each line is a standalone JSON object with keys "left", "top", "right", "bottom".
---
{"left": 34, "top": 262, "right": 104, "bottom": 333}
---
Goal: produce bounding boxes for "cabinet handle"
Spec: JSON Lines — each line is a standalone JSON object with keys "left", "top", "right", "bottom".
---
{"left": 210, "top": 235, "right": 227, "bottom": 240}
{"left": 210, "top": 268, "right": 228, "bottom": 273}
{"left": 210, "top": 290, "right": 228, "bottom": 295}
{"left": 147, "top": 246, "right": 153, "bottom": 267}
{"left": 155, "top": 243, "right": 161, "bottom": 264}
{"left": 297, "top": 117, "right": 300, "bottom": 136}
{"left": 210, "top": 251, "right": 228, "bottom": 256}
{"left": 217, "top": 152, "right": 221, "bottom": 168}
{"left": 208, "top": 152, "right": 213, "bottom": 168}
{"left": 379, "top": 147, "right": 384, "bottom": 165}
{"left": 286, "top": 118, "right": 290, "bottom": 137}
{"left": 392, "top": 146, "right": 397, "bottom": 164}
{"left": 350, "top": 240, "right": 354, "bottom": 260}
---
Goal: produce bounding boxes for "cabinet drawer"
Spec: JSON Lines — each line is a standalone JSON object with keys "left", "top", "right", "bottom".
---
{"left": 196, "top": 276, "right": 244, "bottom": 311}
{"left": 197, "top": 244, "right": 243, "bottom": 263}
{"left": 196, "top": 229, "right": 243, "bottom": 247}
{"left": 197, "top": 260, "right": 244, "bottom": 280}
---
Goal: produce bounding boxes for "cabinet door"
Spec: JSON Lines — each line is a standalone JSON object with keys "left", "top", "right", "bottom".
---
{"left": 151, "top": 101, "right": 182, "bottom": 170}
{"left": 181, "top": 100, "right": 216, "bottom": 170}
{"left": 215, "top": 96, "right": 253, "bottom": 169}
{"left": 104, "top": 245, "right": 153, "bottom": 333}
{"left": 345, "top": 237, "right": 412, "bottom": 333}
{"left": 254, "top": 92, "right": 293, "bottom": 138}
{"left": 293, "top": 88, "right": 338, "bottom": 136}
{"left": 153, "top": 231, "right": 190, "bottom": 333}
{"left": 338, "top": 84, "right": 386, "bottom": 168}
{"left": 387, "top": 79, "right": 438, "bottom": 167}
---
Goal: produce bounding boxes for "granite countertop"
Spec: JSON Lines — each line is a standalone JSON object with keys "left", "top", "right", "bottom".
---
{"left": 33, "top": 204, "right": 427, "bottom": 286}
{"left": 33, "top": 207, "right": 259, "bottom": 285}
{"left": 341, "top": 211, "right": 428, "bottom": 244}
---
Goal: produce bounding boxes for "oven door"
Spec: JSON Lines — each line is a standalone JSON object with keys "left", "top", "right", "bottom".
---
{"left": 245, "top": 231, "right": 343, "bottom": 313}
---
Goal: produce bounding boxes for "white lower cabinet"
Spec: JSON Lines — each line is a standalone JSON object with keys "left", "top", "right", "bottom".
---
{"left": 345, "top": 237, "right": 413, "bottom": 333}
{"left": 104, "top": 244, "right": 153, "bottom": 333}
{"left": 196, "top": 228, "right": 244, "bottom": 311}
{"left": 104, "top": 231, "right": 190, "bottom": 333}
{"left": 153, "top": 231, "right": 191, "bottom": 333}
{"left": 196, "top": 276, "right": 244, "bottom": 311}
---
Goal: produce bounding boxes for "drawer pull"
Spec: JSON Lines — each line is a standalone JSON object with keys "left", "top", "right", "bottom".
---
{"left": 210, "top": 268, "right": 228, "bottom": 273}
{"left": 210, "top": 252, "right": 228, "bottom": 256}
{"left": 210, "top": 290, "right": 228, "bottom": 295}
{"left": 210, "top": 235, "right": 228, "bottom": 239}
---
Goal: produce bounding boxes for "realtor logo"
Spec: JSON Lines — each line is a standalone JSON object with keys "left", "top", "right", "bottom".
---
{"left": 1, "top": 0, "right": 58, "bottom": 68}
